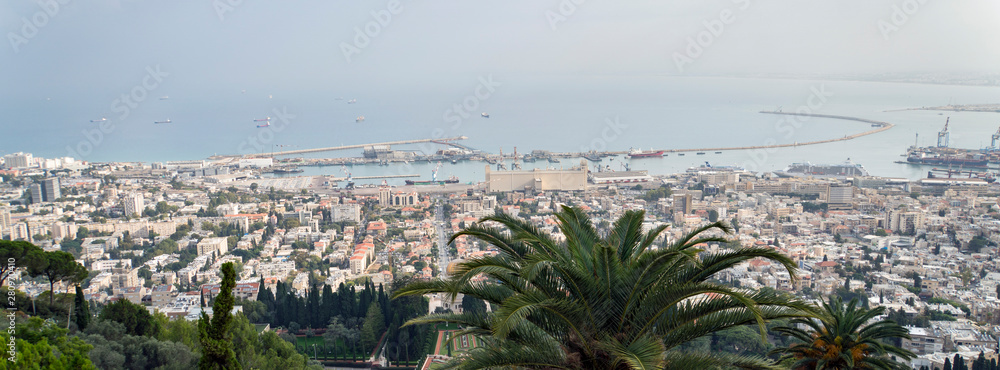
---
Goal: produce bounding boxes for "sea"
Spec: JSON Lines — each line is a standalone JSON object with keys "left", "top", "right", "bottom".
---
{"left": 4, "top": 75, "right": 1000, "bottom": 186}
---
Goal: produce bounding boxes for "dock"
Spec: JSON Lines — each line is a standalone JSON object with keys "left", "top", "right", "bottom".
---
{"left": 215, "top": 136, "right": 469, "bottom": 158}
{"left": 329, "top": 174, "right": 420, "bottom": 181}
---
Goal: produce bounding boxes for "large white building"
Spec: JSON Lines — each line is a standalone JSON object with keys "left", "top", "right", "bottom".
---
{"left": 197, "top": 237, "right": 229, "bottom": 256}
{"left": 331, "top": 203, "right": 361, "bottom": 223}
{"left": 122, "top": 193, "right": 145, "bottom": 217}
{"left": 2, "top": 153, "right": 32, "bottom": 169}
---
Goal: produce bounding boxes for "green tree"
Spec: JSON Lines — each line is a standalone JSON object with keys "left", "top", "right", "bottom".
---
{"left": 1, "top": 317, "right": 95, "bottom": 369}
{"left": 770, "top": 297, "right": 914, "bottom": 369}
{"left": 100, "top": 299, "right": 160, "bottom": 337}
{"left": 199, "top": 262, "right": 240, "bottom": 369}
{"left": 708, "top": 209, "right": 719, "bottom": 223}
{"left": 360, "top": 302, "right": 385, "bottom": 353}
{"left": 0, "top": 240, "right": 45, "bottom": 286}
{"left": 395, "top": 207, "right": 809, "bottom": 369}
{"left": 461, "top": 295, "right": 487, "bottom": 317}
{"left": 74, "top": 285, "right": 90, "bottom": 331}
{"left": 29, "top": 250, "right": 88, "bottom": 305}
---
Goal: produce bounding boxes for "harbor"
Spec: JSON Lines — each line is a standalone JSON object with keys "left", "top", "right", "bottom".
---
{"left": 220, "top": 111, "right": 898, "bottom": 171}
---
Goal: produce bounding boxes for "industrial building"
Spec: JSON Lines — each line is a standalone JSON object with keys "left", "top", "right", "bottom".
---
{"left": 484, "top": 163, "right": 588, "bottom": 193}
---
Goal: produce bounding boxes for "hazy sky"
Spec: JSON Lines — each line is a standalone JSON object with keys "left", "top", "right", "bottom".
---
{"left": 2, "top": 0, "right": 998, "bottom": 99}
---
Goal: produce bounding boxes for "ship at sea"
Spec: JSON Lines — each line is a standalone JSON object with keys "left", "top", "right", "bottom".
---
{"left": 903, "top": 118, "right": 993, "bottom": 167}
{"left": 774, "top": 159, "right": 870, "bottom": 179}
{"left": 271, "top": 166, "right": 304, "bottom": 174}
{"left": 627, "top": 148, "right": 664, "bottom": 158}
{"left": 405, "top": 163, "right": 458, "bottom": 185}
{"left": 406, "top": 176, "right": 459, "bottom": 185}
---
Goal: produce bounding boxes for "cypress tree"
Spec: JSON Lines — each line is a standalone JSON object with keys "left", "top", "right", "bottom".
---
{"left": 73, "top": 285, "right": 90, "bottom": 331}
{"left": 198, "top": 262, "right": 240, "bottom": 369}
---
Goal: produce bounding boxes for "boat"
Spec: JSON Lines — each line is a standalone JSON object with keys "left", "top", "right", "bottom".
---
{"left": 154, "top": 119, "right": 171, "bottom": 124}
{"left": 906, "top": 150, "right": 988, "bottom": 167}
{"left": 356, "top": 116, "right": 365, "bottom": 122}
{"left": 256, "top": 122, "right": 270, "bottom": 128}
{"left": 406, "top": 164, "right": 458, "bottom": 185}
{"left": 481, "top": 112, "right": 489, "bottom": 118}
{"left": 405, "top": 176, "right": 459, "bottom": 186}
{"left": 678, "top": 153, "right": 685, "bottom": 156}
{"left": 347, "top": 99, "right": 357, "bottom": 104}
{"left": 627, "top": 148, "right": 664, "bottom": 158}
{"left": 715, "top": 151, "right": 722, "bottom": 154}
{"left": 90, "top": 117, "right": 107, "bottom": 123}
{"left": 774, "top": 159, "right": 871, "bottom": 179}
{"left": 696, "top": 152, "right": 706, "bottom": 155}
{"left": 272, "top": 167, "right": 303, "bottom": 174}
{"left": 159, "top": 96, "right": 169, "bottom": 100}
{"left": 583, "top": 154, "right": 602, "bottom": 162}
{"left": 548, "top": 157, "right": 561, "bottom": 163}
{"left": 253, "top": 117, "right": 270, "bottom": 122}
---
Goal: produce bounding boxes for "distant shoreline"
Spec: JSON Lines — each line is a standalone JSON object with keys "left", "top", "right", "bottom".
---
{"left": 883, "top": 104, "right": 1000, "bottom": 114}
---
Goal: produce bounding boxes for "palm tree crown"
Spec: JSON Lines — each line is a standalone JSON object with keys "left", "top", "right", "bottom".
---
{"left": 395, "top": 206, "right": 810, "bottom": 369}
{"left": 770, "top": 297, "right": 915, "bottom": 370}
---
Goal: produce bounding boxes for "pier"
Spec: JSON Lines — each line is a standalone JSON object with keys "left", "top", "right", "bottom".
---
{"left": 328, "top": 174, "right": 420, "bottom": 181}
{"left": 215, "top": 112, "right": 895, "bottom": 166}
{"left": 216, "top": 136, "right": 469, "bottom": 158}
{"left": 652, "top": 111, "right": 896, "bottom": 153}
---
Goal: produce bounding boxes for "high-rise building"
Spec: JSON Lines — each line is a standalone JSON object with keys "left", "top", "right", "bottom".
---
{"left": 0, "top": 207, "right": 11, "bottom": 230}
{"left": 42, "top": 177, "right": 60, "bottom": 202}
{"left": 673, "top": 193, "right": 693, "bottom": 215}
{"left": 10, "top": 223, "right": 29, "bottom": 241}
{"left": 377, "top": 186, "right": 392, "bottom": 206}
{"left": 2, "top": 153, "right": 32, "bottom": 169}
{"left": 30, "top": 184, "right": 43, "bottom": 204}
{"left": 28, "top": 178, "right": 62, "bottom": 204}
{"left": 122, "top": 193, "right": 145, "bottom": 217}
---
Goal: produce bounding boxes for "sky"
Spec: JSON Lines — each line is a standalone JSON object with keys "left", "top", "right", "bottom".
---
{"left": 1, "top": 0, "right": 998, "bottom": 100}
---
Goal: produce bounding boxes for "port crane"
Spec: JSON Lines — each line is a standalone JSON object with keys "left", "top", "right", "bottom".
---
{"left": 341, "top": 166, "right": 355, "bottom": 189}
{"left": 936, "top": 117, "right": 950, "bottom": 148}
{"left": 512, "top": 147, "right": 522, "bottom": 170}
{"left": 991, "top": 126, "right": 1000, "bottom": 150}
{"left": 496, "top": 148, "right": 507, "bottom": 170}
{"left": 431, "top": 162, "right": 442, "bottom": 182}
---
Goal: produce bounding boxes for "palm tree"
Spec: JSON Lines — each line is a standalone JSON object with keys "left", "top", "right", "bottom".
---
{"left": 770, "top": 297, "right": 914, "bottom": 369}
{"left": 394, "top": 207, "right": 810, "bottom": 369}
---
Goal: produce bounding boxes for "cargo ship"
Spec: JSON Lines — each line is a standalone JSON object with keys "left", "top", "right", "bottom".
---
{"left": 906, "top": 150, "right": 988, "bottom": 167}
{"left": 272, "top": 167, "right": 304, "bottom": 174}
{"left": 902, "top": 117, "right": 992, "bottom": 167}
{"left": 405, "top": 176, "right": 459, "bottom": 186}
{"left": 405, "top": 163, "right": 458, "bottom": 185}
{"left": 774, "top": 159, "right": 870, "bottom": 179}
{"left": 627, "top": 148, "right": 664, "bottom": 158}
